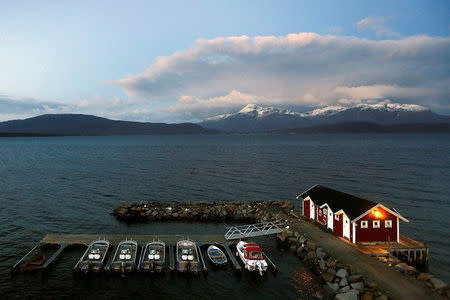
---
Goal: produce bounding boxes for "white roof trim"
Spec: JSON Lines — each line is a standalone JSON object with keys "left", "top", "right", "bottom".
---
{"left": 351, "top": 203, "right": 409, "bottom": 223}
{"left": 333, "top": 209, "right": 350, "bottom": 219}
{"left": 297, "top": 184, "right": 319, "bottom": 200}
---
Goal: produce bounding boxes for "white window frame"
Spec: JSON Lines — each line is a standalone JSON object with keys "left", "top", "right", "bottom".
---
{"left": 335, "top": 215, "right": 339, "bottom": 221}
{"left": 385, "top": 220, "right": 392, "bottom": 228}
{"left": 361, "top": 220, "right": 368, "bottom": 228}
{"left": 373, "top": 220, "right": 380, "bottom": 228}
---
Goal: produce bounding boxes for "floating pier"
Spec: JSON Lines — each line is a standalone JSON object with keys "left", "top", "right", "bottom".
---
{"left": 197, "top": 245, "right": 208, "bottom": 273}
{"left": 222, "top": 244, "right": 241, "bottom": 271}
{"left": 168, "top": 245, "right": 175, "bottom": 272}
{"left": 42, "top": 244, "right": 68, "bottom": 270}
{"left": 11, "top": 244, "right": 40, "bottom": 272}
{"left": 263, "top": 252, "right": 277, "bottom": 272}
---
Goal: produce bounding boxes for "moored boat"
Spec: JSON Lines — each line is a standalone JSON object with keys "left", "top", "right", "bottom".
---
{"left": 139, "top": 240, "right": 166, "bottom": 273}
{"left": 206, "top": 245, "right": 227, "bottom": 266}
{"left": 236, "top": 241, "right": 268, "bottom": 275}
{"left": 74, "top": 239, "right": 110, "bottom": 273}
{"left": 176, "top": 240, "right": 200, "bottom": 274}
{"left": 110, "top": 239, "right": 138, "bottom": 274}
{"left": 22, "top": 255, "right": 46, "bottom": 272}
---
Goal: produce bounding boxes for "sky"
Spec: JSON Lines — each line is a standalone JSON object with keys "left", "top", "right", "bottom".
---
{"left": 1, "top": 0, "right": 449, "bottom": 122}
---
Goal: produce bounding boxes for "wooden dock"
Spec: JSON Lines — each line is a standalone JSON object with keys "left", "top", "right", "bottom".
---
{"left": 41, "top": 234, "right": 229, "bottom": 246}
{"left": 342, "top": 235, "right": 429, "bottom": 265}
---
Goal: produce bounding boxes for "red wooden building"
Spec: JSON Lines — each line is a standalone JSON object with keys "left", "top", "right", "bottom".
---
{"left": 297, "top": 185, "right": 409, "bottom": 243}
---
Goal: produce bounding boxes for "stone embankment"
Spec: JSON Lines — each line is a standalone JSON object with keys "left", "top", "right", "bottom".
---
{"left": 112, "top": 200, "right": 294, "bottom": 223}
{"left": 278, "top": 229, "right": 449, "bottom": 299}
{"left": 278, "top": 230, "right": 391, "bottom": 300}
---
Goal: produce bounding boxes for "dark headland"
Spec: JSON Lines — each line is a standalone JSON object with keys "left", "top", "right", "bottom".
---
{"left": 0, "top": 114, "right": 216, "bottom": 136}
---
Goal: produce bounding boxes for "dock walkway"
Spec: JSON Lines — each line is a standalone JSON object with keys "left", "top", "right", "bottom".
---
{"left": 41, "top": 234, "right": 229, "bottom": 246}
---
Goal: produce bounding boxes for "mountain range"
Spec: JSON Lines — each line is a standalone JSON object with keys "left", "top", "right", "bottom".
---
{"left": 0, "top": 103, "right": 449, "bottom": 136}
{"left": 200, "top": 103, "right": 450, "bottom": 132}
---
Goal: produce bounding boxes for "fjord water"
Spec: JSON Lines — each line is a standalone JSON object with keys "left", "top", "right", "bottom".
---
{"left": 1, "top": 134, "right": 449, "bottom": 297}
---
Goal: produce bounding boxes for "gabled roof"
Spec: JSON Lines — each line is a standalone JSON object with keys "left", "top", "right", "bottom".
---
{"left": 299, "top": 185, "right": 378, "bottom": 220}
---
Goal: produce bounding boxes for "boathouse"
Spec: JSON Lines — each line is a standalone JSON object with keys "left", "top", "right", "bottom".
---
{"left": 297, "top": 185, "right": 409, "bottom": 243}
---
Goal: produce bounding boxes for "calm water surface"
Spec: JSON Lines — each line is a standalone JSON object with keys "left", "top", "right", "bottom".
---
{"left": 0, "top": 134, "right": 449, "bottom": 298}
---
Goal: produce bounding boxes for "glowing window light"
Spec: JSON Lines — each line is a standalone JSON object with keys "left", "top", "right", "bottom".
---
{"left": 372, "top": 209, "right": 382, "bottom": 218}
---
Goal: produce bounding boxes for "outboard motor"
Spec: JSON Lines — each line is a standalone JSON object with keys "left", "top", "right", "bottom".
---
{"left": 121, "top": 261, "right": 126, "bottom": 278}
{"left": 257, "top": 261, "right": 263, "bottom": 276}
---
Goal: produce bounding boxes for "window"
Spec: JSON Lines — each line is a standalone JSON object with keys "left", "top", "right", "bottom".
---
{"left": 385, "top": 220, "right": 392, "bottom": 228}
{"left": 361, "top": 220, "right": 368, "bottom": 228}
{"left": 335, "top": 215, "right": 339, "bottom": 221}
{"left": 323, "top": 208, "right": 327, "bottom": 214}
{"left": 373, "top": 220, "right": 380, "bottom": 228}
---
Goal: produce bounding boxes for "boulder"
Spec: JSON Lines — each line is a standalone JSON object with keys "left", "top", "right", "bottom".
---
{"left": 407, "top": 265, "right": 417, "bottom": 275}
{"left": 374, "top": 295, "right": 388, "bottom": 300}
{"left": 327, "top": 269, "right": 337, "bottom": 276}
{"left": 288, "top": 236, "right": 299, "bottom": 245}
{"left": 277, "top": 230, "right": 293, "bottom": 242}
{"left": 429, "top": 278, "right": 448, "bottom": 290}
{"left": 365, "top": 281, "right": 378, "bottom": 289}
{"left": 299, "top": 235, "right": 307, "bottom": 245}
{"left": 324, "top": 282, "right": 340, "bottom": 294}
{"left": 339, "top": 277, "right": 348, "bottom": 287}
{"left": 350, "top": 282, "right": 364, "bottom": 292}
{"left": 289, "top": 244, "right": 298, "bottom": 254}
{"left": 361, "top": 292, "right": 374, "bottom": 300}
{"left": 348, "top": 274, "right": 363, "bottom": 283}
{"left": 318, "top": 259, "right": 327, "bottom": 271}
{"left": 306, "top": 241, "right": 317, "bottom": 250}
{"left": 336, "top": 268, "right": 349, "bottom": 278}
{"left": 316, "top": 248, "right": 327, "bottom": 259}
{"left": 417, "top": 272, "right": 434, "bottom": 281}
{"left": 393, "top": 262, "right": 408, "bottom": 273}
{"left": 282, "top": 200, "right": 294, "bottom": 210}
{"left": 338, "top": 285, "right": 350, "bottom": 293}
{"left": 334, "top": 289, "right": 359, "bottom": 300}
{"left": 305, "top": 251, "right": 316, "bottom": 260}
{"left": 322, "top": 272, "right": 335, "bottom": 282}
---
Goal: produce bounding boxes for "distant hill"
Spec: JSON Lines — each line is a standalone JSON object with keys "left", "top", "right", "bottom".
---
{"left": 0, "top": 114, "right": 216, "bottom": 136}
{"left": 270, "top": 122, "right": 450, "bottom": 134}
{"left": 200, "top": 103, "right": 450, "bottom": 133}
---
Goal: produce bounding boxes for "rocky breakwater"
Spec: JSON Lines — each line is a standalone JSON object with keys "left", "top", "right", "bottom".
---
{"left": 112, "top": 200, "right": 294, "bottom": 223}
{"left": 278, "top": 230, "right": 391, "bottom": 300}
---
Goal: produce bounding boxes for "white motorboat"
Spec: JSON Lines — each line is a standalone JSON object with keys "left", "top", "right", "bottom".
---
{"left": 110, "top": 239, "right": 138, "bottom": 274}
{"left": 139, "top": 240, "right": 166, "bottom": 273}
{"left": 236, "top": 241, "right": 268, "bottom": 275}
{"left": 74, "top": 239, "right": 110, "bottom": 273}
{"left": 176, "top": 240, "right": 200, "bottom": 274}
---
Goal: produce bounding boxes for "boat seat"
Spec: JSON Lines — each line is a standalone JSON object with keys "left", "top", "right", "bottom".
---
{"left": 182, "top": 255, "right": 188, "bottom": 260}
{"left": 94, "top": 254, "right": 100, "bottom": 260}
{"left": 88, "top": 254, "right": 95, "bottom": 259}
{"left": 187, "top": 255, "right": 194, "bottom": 261}
{"left": 148, "top": 254, "right": 154, "bottom": 260}
{"left": 119, "top": 254, "right": 125, "bottom": 260}
{"left": 125, "top": 254, "right": 131, "bottom": 260}
{"left": 154, "top": 254, "right": 160, "bottom": 260}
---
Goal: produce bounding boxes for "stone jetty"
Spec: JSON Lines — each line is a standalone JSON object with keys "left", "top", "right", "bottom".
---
{"left": 112, "top": 200, "right": 294, "bottom": 223}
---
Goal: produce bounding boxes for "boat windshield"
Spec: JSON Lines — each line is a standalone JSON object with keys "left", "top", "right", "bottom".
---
{"left": 247, "top": 250, "right": 263, "bottom": 260}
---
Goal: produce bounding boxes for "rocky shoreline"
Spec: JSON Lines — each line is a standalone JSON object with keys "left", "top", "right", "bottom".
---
{"left": 279, "top": 223, "right": 449, "bottom": 299}
{"left": 112, "top": 200, "right": 294, "bottom": 223}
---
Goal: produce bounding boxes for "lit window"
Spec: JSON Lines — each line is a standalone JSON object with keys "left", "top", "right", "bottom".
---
{"left": 335, "top": 215, "right": 339, "bottom": 221}
{"left": 361, "top": 221, "right": 368, "bottom": 228}
{"left": 373, "top": 220, "right": 380, "bottom": 228}
{"left": 385, "top": 220, "right": 392, "bottom": 228}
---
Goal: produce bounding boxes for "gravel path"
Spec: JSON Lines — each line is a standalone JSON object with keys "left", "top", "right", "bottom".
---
{"left": 288, "top": 215, "right": 444, "bottom": 300}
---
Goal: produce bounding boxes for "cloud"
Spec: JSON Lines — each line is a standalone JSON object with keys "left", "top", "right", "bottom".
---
{"left": 0, "top": 95, "right": 153, "bottom": 122}
{"left": 111, "top": 32, "right": 450, "bottom": 119}
{"left": 356, "top": 16, "right": 400, "bottom": 38}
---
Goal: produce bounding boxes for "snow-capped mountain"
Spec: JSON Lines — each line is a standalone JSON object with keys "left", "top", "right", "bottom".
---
{"left": 200, "top": 103, "right": 448, "bottom": 132}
